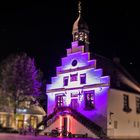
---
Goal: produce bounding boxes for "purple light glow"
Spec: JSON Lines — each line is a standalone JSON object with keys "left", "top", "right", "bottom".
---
{"left": 46, "top": 41, "right": 110, "bottom": 131}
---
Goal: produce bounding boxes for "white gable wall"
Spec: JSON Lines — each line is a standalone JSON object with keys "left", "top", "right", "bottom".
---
{"left": 108, "top": 88, "right": 140, "bottom": 138}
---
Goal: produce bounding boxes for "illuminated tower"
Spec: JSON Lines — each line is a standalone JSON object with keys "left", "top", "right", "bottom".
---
{"left": 72, "top": 1, "right": 89, "bottom": 52}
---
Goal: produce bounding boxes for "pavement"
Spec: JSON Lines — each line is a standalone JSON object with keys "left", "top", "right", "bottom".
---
{"left": 1, "top": 133, "right": 140, "bottom": 140}
{"left": 0, "top": 133, "right": 98, "bottom": 140}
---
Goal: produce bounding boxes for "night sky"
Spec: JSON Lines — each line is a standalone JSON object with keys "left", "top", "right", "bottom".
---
{"left": 0, "top": 1, "right": 140, "bottom": 83}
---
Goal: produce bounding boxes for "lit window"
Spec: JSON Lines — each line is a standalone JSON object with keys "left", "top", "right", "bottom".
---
{"left": 80, "top": 74, "right": 86, "bottom": 84}
{"left": 70, "top": 73, "right": 78, "bottom": 82}
{"left": 63, "top": 76, "right": 69, "bottom": 86}
{"left": 123, "top": 94, "right": 132, "bottom": 112}
{"left": 85, "top": 91, "right": 95, "bottom": 110}
{"left": 79, "top": 32, "right": 84, "bottom": 41}
{"left": 0, "top": 114, "right": 7, "bottom": 127}
{"left": 74, "top": 32, "right": 79, "bottom": 41}
{"left": 30, "top": 116, "right": 38, "bottom": 129}
{"left": 136, "top": 97, "right": 140, "bottom": 113}
{"left": 56, "top": 95, "right": 63, "bottom": 107}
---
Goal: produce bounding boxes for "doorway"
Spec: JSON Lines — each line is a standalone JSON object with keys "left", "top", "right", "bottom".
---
{"left": 71, "top": 98, "right": 78, "bottom": 110}
{"left": 17, "top": 120, "right": 24, "bottom": 129}
{"left": 62, "top": 117, "right": 67, "bottom": 136}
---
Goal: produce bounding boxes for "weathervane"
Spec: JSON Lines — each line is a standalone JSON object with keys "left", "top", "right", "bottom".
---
{"left": 78, "top": 1, "right": 82, "bottom": 15}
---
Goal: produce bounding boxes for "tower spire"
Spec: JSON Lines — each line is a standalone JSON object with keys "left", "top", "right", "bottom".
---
{"left": 72, "top": 1, "right": 90, "bottom": 52}
{"left": 78, "top": 1, "right": 82, "bottom": 15}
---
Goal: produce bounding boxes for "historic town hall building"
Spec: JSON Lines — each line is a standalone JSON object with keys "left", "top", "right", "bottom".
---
{"left": 38, "top": 2, "right": 140, "bottom": 139}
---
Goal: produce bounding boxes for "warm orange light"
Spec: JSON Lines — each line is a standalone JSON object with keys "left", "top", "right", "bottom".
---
{"left": 59, "top": 116, "right": 62, "bottom": 130}
{"left": 67, "top": 115, "right": 70, "bottom": 132}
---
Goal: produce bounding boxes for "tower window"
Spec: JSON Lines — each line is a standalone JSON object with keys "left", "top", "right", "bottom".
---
{"left": 85, "top": 91, "right": 95, "bottom": 110}
{"left": 56, "top": 95, "right": 63, "bottom": 108}
{"left": 79, "top": 32, "right": 84, "bottom": 41}
{"left": 70, "top": 73, "right": 78, "bottom": 82}
{"left": 74, "top": 32, "right": 79, "bottom": 41}
{"left": 136, "top": 97, "right": 140, "bottom": 113}
{"left": 80, "top": 73, "right": 86, "bottom": 84}
{"left": 123, "top": 94, "right": 132, "bottom": 112}
{"left": 63, "top": 76, "right": 69, "bottom": 86}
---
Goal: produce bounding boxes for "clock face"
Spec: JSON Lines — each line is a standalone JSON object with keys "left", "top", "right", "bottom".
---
{"left": 72, "top": 60, "right": 77, "bottom": 66}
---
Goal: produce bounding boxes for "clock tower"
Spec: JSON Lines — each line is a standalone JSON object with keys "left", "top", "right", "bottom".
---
{"left": 72, "top": 1, "right": 89, "bottom": 52}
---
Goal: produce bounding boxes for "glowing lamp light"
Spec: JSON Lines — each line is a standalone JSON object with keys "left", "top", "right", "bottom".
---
{"left": 59, "top": 116, "right": 62, "bottom": 131}
{"left": 17, "top": 108, "right": 27, "bottom": 113}
{"left": 67, "top": 115, "right": 70, "bottom": 132}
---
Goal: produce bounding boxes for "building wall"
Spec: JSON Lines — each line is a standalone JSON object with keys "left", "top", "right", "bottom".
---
{"left": 47, "top": 41, "right": 110, "bottom": 132}
{"left": 108, "top": 88, "right": 140, "bottom": 138}
{"left": 0, "top": 112, "right": 43, "bottom": 130}
{"left": 0, "top": 112, "right": 14, "bottom": 128}
{"left": 78, "top": 87, "right": 109, "bottom": 129}
{"left": 40, "top": 116, "right": 60, "bottom": 135}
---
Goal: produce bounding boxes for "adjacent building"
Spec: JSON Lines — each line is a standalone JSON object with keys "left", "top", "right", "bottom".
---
{"left": 0, "top": 92, "right": 45, "bottom": 130}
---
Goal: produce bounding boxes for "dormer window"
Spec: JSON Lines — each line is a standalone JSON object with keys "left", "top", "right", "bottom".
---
{"left": 70, "top": 73, "right": 78, "bottom": 82}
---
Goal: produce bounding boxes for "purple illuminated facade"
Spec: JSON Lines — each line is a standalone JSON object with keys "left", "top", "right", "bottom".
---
{"left": 46, "top": 40, "right": 110, "bottom": 136}
{"left": 45, "top": 3, "right": 110, "bottom": 137}
{"left": 40, "top": 2, "right": 140, "bottom": 138}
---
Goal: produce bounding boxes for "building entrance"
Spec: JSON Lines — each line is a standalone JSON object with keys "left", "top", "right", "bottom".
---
{"left": 62, "top": 117, "right": 68, "bottom": 136}
{"left": 71, "top": 98, "right": 78, "bottom": 110}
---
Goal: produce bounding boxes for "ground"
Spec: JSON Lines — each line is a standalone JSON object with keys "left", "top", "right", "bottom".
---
{"left": 0, "top": 133, "right": 98, "bottom": 140}
{"left": 1, "top": 133, "right": 140, "bottom": 140}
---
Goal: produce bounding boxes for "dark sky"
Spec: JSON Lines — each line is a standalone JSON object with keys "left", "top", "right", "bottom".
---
{"left": 0, "top": 1, "right": 140, "bottom": 83}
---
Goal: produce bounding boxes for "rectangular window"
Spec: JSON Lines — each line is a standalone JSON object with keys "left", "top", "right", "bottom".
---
{"left": 63, "top": 76, "right": 69, "bottom": 86}
{"left": 136, "top": 97, "right": 140, "bottom": 113}
{"left": 123, "top": 94, "right": 132, "bottom": 112}
{"left": 56, "top": 95, "right": 63, "bottom": 107}
{"left": 114, "top": 121, "right": 118, "bottom": 129}
{"left": 137, "top": 121, "right": 139, "bottom": 128}
{"left": 70, "top": 73, "right": 78, "bottom": 82}
{"left": 85, "top": 91, "right": 95, "bottom": 110}
{"left": 0, "top": 114, "right": 7, "bottom": 127}
{"left": 80, "top": 73, "right": 86, "bottom": 84}
{"left": 134, "top": 121, "right": 136, "bottom": 127}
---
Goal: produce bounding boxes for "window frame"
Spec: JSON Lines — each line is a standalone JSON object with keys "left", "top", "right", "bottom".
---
{"left": 63, "top": 76, "right": 69, "bottom": 86}
{"left": 70, "top": 73, "right": 78, "bottom": 82}
{"left": 136, "top": 97, "right": 140, "bottom": 113}
{"left": 80, "top": 73, "right": 86, "bottom": 84}
{"left": 84, "top": 91, "right": 95, "bottom": 110}
{"left": 123, "top": 94, "right": 132, "bottom": 113}
{"left": 55, "top": 95, "right": 64, "bottom": 108}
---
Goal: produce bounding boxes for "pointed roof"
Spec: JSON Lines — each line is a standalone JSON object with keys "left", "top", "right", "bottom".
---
{"left": 91, "top": 53, "right": 140, "bottom": 93}
{"left": 72, "top": 1, "right": 89, "bottom": 34}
